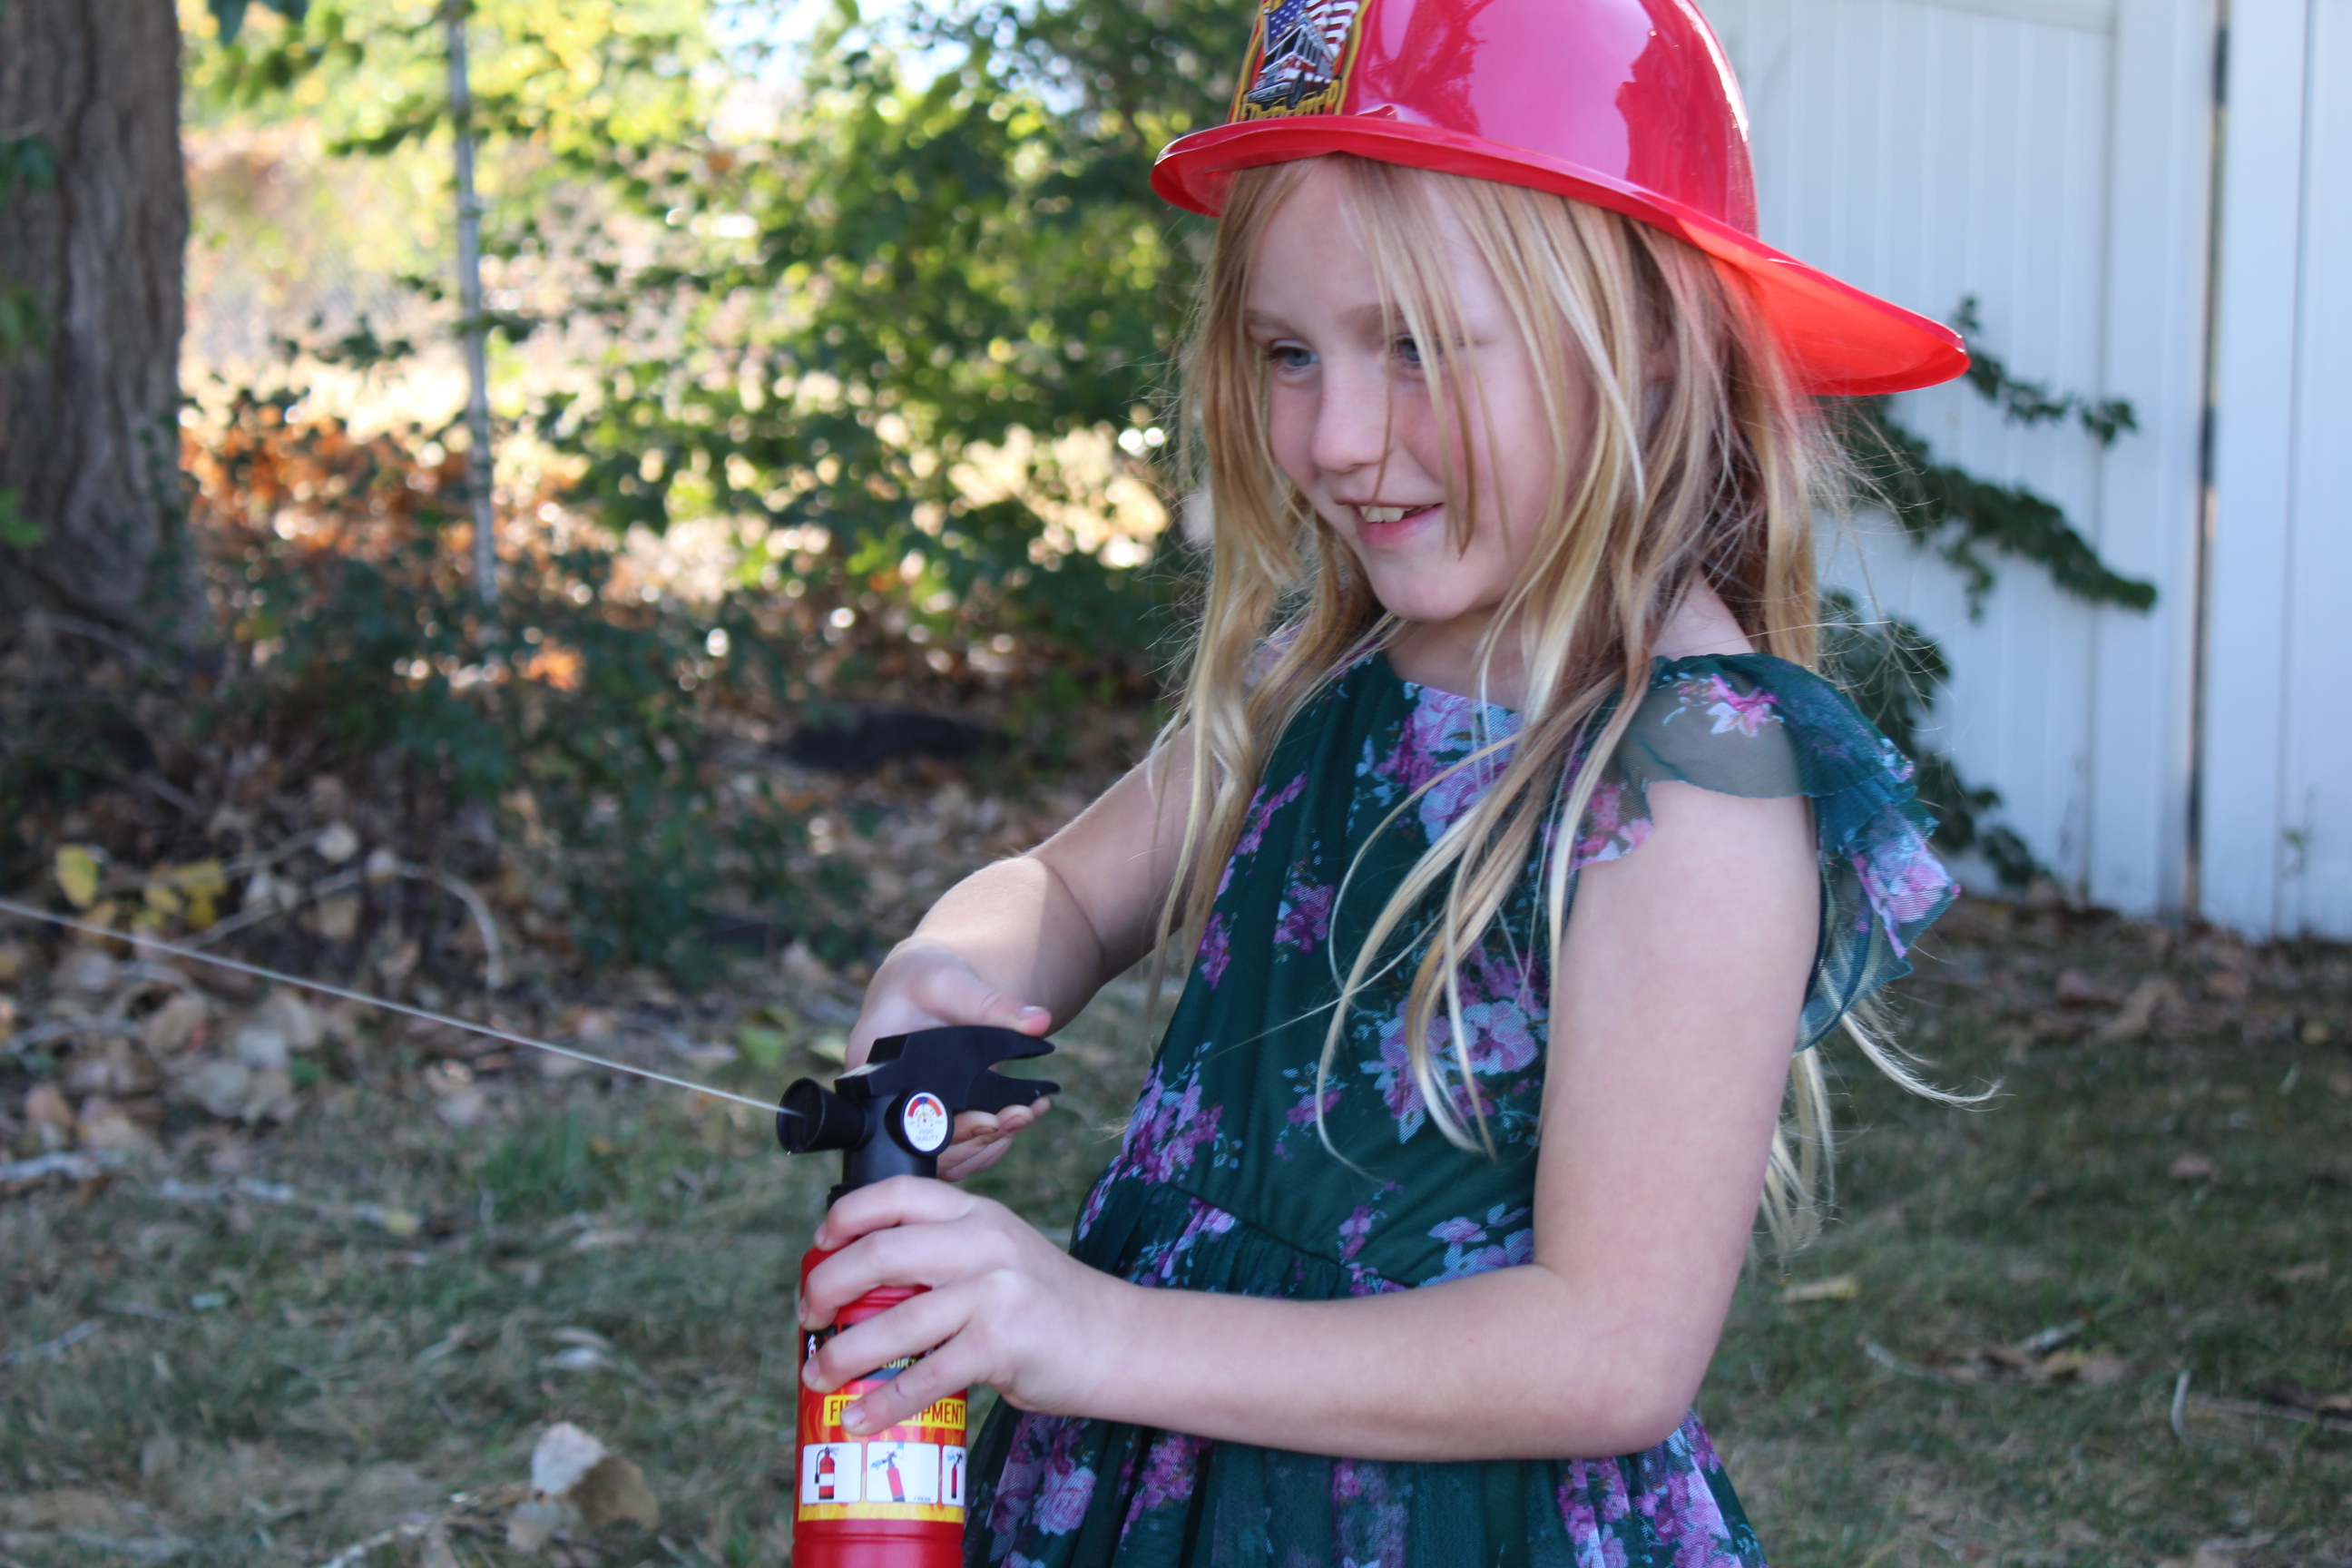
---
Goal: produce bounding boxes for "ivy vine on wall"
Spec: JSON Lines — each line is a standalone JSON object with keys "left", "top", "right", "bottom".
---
{"left": 1822, "top": 299, "right": 2161, "bottom": 887}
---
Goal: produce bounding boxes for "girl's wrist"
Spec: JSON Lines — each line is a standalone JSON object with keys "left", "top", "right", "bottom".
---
{"left": 1037, "top": 1259, "right": 1148, "bottom": 1420}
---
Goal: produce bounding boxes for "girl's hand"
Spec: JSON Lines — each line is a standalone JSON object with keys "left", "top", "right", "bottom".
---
{"left": 848, "top": 939, "right": 1054, "bottom": 1181}
{"left": 799, "top": 1176, "right": 1120, "bottom": 1432}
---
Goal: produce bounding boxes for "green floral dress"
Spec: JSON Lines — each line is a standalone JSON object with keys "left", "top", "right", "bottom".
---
{"left": 966, "top": 651, "right": 1955, "bottom": 1568}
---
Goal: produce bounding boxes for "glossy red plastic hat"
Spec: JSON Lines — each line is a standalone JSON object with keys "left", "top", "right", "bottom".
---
{"left": 1153, "top": 0, "right": 1966, "bottom": 396}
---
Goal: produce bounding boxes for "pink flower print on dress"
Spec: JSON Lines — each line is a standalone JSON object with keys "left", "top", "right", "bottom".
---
{"left": 1120, "top": 1434, "right": 1205, "bottom": 1530}
{"left": 1274, "top": 872, "right": 1335, "bottom": 953}
{"left": 1131, "top": 1199, "right": 1239, "bottom": 1287}
{"left": 1235, "top": 771, "right": 1308, "bottom": 858}
{"left": 1362, "top": 1014, "right": 1432, "bottom": 1140}
{"left": 1853, "top": 822, "right": 1952, "bottom": 952}
{"left": 1197, "top": 913, "right": 1232, "bottom": 987}
{"left": 1336, "top": 1203, "right": 1380, "bottom": 1263}
{"left": 1283, "top": 1079, "right": 1343, "bottom": 1128}
{"left": 1033, "top": 1460, "right": 1095, "bottom": 1534}
{"left": 1571, "top": 779, "right": 1654, "bottom": 870}
{"left": 1684, "top": 673, "right": 1780, "bottom": 737}
{"left": 1117, "top": 1063, "right": 1223, "bottom": 1184}
{"left": 1363, "top": 991, "right": 1541, "bottom": 1142}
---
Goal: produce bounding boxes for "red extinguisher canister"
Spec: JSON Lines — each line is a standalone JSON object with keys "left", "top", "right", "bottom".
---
{"left": 778, "top": 1027, "right": 1058, "bottom": 1568}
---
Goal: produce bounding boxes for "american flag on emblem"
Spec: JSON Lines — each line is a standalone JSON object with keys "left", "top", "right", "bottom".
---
{"left": 1244, "top": 0, "right": 1361, "bottom": 112}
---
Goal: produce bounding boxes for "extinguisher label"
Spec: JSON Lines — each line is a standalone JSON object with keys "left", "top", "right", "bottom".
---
{"left": 797, "top": 1331, "right": 967, "bottom": 1525}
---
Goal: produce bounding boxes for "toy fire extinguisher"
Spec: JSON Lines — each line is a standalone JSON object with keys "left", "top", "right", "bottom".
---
{"left": 777, "top": 1025, "right": 1058, "bottom": 1568}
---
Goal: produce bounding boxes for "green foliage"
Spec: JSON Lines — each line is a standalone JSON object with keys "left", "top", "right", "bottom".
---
{"left": 1842, "top": 299, "right": 2159, "bottom": 617}
{"left": 191, "top": 391, "right": 822, "bottom": 978}
{"left": 0, "top": 489, "right": 42, "bottom": 549}
{"left": 519, "top": 0, "right": 1233, "bottom": 660}
{"left": 1826, "top": 302, "right": 2159, "bottom": 885}
{"left": 0, "top": 132, "right": 56, "bottom": 364}
{"left": 1818, "top": 592, "right": 2041, "bottom": 887}
{"left": 207, "top": 0, "right": 308, "bottom": 46}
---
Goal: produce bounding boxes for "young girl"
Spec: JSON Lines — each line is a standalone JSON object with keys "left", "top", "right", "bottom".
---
{"left": 802, "top": 0, "right": 1966, "bottom": 1561}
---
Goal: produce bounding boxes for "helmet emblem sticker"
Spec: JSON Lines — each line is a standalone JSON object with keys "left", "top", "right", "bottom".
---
{"left": 1234, "top": 0, "right": 1364, "bottom": 121}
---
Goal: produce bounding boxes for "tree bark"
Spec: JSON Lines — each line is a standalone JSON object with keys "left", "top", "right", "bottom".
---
{"left": 0, "top": 0, "right": 190, "bottom": 635}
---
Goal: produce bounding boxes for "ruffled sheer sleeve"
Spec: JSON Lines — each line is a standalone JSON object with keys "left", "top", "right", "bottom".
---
{"left": 1571, "top": 653, "right": 1957, "bottom": 1048}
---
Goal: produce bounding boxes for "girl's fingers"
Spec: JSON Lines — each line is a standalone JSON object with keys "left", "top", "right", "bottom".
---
{"left": 804, "top": 1282, "right": 985, "bottom": 1419}
{"left": 912, "top": 965, "right": 1051, "bottom": 1035}
{"left": 934, "top": 1096, "right": 1053, "bottom": 1181}
{"left": 936, "top": 1137, "right": 1014, "bottom": 1182}
{"left": 809, "top": 1176, "right": 974, "bottom": 1257}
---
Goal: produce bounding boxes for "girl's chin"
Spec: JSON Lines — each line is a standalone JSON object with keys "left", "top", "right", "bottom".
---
{"left": 1365, "top": 583, "right": 1493, "bottom": 629}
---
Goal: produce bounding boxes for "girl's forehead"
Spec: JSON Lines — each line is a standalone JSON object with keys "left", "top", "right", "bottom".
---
{"left": 1244, "top": 171, "right": 1498, "bottom": 326}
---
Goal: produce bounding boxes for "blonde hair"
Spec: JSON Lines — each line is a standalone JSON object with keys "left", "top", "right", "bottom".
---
{"left": 1154, "top": 155, "right": 1936, "bottom": 1254}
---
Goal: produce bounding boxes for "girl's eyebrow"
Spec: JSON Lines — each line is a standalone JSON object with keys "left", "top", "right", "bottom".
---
{"left": 1244, "top": 303, "right": 1397, "bottom": 338}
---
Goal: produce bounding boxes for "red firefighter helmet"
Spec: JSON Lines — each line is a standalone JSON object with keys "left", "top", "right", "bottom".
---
{"left": 1152, "top": 0, "right": 1965, "bottom": 396}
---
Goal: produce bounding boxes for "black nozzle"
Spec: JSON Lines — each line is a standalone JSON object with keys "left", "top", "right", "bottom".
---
{"left": 777, "top": 1077, "right": 867, "bottom": 1155}
{"left": 773, "top": 1024, "right": 1060, "bottom": 1201}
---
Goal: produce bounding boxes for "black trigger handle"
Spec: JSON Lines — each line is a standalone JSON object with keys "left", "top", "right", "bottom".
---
{"left": 965, "top": 1067, "right": 1061, "bottom": 1115}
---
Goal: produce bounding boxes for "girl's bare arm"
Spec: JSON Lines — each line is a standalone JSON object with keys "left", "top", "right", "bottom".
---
{"left": 805, "top": 772, "right": 1818, "bottom": 1458}
{"left": 842, "top": 739, "right": 1195, "bottom": 1176}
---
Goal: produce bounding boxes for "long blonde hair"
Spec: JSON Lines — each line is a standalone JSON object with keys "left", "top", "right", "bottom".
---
{"left": 1153, "top": 155, "right": 1938, "bottom": 1251}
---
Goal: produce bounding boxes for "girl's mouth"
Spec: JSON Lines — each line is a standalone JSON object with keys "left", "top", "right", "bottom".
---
{"left": 1355, "top": 503, "right": 1439, "bottom": 528}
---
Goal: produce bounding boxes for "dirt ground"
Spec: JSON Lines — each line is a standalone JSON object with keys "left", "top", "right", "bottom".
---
{"left": 2, "top": 874, "right": 2347, "bottom": 1566}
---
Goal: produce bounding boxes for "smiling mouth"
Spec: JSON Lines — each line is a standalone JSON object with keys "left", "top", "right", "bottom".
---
{"left": 1356, "top": 504, "right": 1438, "bottom": 525}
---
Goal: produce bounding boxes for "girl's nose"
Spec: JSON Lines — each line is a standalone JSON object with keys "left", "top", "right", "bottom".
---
{"left": 1310, "top": 359, "right": 1392, "bottom": 478}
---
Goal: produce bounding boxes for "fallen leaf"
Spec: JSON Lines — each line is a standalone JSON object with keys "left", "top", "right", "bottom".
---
{"left": 54, "top": 845, "right": 103, "bottom": 909}
{"left": 2169, "top": 1153, "right": 2217, "bottom": 1181}
{"left": 241, "top": 1066, "right": 296, "bottom": 1122}
{"left": 77, "top": 1096, "right": 157, "bottom": 1155}
{"left": 169, "top": 1059, "right": 250, "bottom": 1120}
{"left": 315, "top": 822, "right": 360, "bottom": 864}
{"left": 230, "top": 1022, "right": 290, "bottom": 1072}
{"left": 24, "top": 1083, "right": 75, "bottom": 1150}
{"left": 435, "top": 1086, "right": 489, "bottom": 1128}
{"left": 530, "top": 1422, "right": 610, "bottom": 1495}
{"left": 2204, "top": 968, "right": 2252, "bottom": 1002}
{"left": 2094, "top": 976, "right": 2179, "bottom": 1043}
{"left": 139, "top": 994, "right": 210, "bottom": 1055}
{"left": 253, "top": 991, "right": 322, "bottom": 1052}
{"left": 140, "top": 1433, "right": 181, "bottom": 1484}
{"left": 54, "top": 946, "right": 120, "bottom": 995}
{"left": 572, "top": 1454, "right": 660, "bottom": 1529}
{"left": 1781, "top": 1275, "right": 1860, "bottom": 1304}
{"left": 737, "top": 1023, "right": 788, "bottom": 1068}
{"left": 5, "top": 1486, "right": 126, "bottom": 1531}
{"left": 418, "top": 1521, "right": 464, "bottom": 1568}
{"left": 62, "top": 1037, "right": 160, "bottom": 1098}
{"left": 2054, "top": 968, "right": 2106, "bottom": 1006}
{"left": 506, "top": 1496, "right": 572, "bottom": 1552}
{"left": 309, "top": 893, "right": 362, "bottom": 943}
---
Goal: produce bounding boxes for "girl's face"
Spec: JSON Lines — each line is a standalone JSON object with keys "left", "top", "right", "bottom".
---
{"left": 1246, "top": 164, "right": 1580, "bottom": 668}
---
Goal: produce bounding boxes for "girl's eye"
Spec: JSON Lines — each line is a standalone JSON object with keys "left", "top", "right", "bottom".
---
{"left": 1265, "top": 343, "right": 1316, "bottom": 372}
{"left": 1392, "top": 336, "right": 1424, "bottom": 370}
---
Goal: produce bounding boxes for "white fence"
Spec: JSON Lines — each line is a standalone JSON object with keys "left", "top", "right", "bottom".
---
{"left": 1702, "top": 0, "right": 2347, "bottom": 939}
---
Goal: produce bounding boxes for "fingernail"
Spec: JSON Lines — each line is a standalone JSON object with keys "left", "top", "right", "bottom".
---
{"left": 1016, "top": 1004, "right": 1047, "bottom": 1022}
{"left": 842, "top": 1403, "right": 867, "bottom": 1434}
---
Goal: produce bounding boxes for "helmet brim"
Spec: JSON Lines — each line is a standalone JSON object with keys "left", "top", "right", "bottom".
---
{"left": 1153, "top": 117, "right": 1967, "bottom": 399}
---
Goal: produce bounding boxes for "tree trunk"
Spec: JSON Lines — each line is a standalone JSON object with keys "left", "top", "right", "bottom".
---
{"left": 0, "top": 0, "right": 189, "bottom": 635}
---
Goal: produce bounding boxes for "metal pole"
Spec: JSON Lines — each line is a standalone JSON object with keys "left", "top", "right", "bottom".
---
{"left": 445, "top": 0, "right": 497, "bottom": 605}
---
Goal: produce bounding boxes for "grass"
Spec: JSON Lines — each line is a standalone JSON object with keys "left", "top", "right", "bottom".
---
{"left": 2, "top": 902, "right": 2347, "bottom": 1567}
